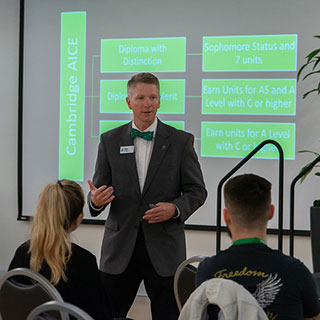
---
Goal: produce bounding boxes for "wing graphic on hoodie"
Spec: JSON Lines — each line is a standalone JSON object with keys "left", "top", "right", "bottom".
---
{"left": 253, "top": 273, "right": 282, "bottom": 308}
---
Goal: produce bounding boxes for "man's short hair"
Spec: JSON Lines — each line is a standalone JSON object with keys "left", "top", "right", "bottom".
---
{"left": 127, "top": 73, "right": 160, "bottom": 97}
{"left": 224, "top": 174, "right": 271, "bottom": 226}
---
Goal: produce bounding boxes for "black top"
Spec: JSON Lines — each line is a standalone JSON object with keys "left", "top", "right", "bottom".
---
{"left": 196, "top": 243, "right": 320, "bottom": 320}
{"left": 9, "top": 241, "right": 113, "bottom": 320}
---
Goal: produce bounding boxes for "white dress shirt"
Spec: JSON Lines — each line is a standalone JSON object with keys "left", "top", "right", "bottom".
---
{"left": 133, "top": 118, "right": 180, "bottom": 218}
{"left": 132, "top": 118, "right": 158, "bottom": 192}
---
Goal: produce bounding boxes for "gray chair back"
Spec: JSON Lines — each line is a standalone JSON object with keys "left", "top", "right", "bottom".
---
{"left": 0, "top": 268, "right": 67, "bottom": 320}
{"left": 27, "top": 301, "right": 94, "bottom": 320}
{"left": 173, "top": 255, "right": 206, "bottom": 311}
{"left": 312, "top": 272, "right": 320, "bottom": 300}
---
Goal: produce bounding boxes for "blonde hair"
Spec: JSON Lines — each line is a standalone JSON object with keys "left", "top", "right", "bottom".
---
{"left": 29, "top": 180, "right": 84, "bottom": 285}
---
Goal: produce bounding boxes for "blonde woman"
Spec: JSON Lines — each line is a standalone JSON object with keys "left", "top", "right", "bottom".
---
{"left": 9, "top": 180, "right": 113, "bottom": 320}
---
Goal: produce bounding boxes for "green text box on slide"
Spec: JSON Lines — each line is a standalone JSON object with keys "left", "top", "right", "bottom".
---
{"left": 99, "top": 120, "right": 129, "bottom": 136}
{"left": 202, "top": 79, "right": 296, "bottom": 115}
{"left": 101, "top": 37, "right": 186, "bottom": 73}
{"left": 163, "top": 121, "right": 185, "bottom": 131}
{"left": 100, "top": 80, "right": 129, "bottom": 114}
{"left": 203, "top": 34, "right": 297, "bottom": 72}
{"left": 59, "top": 12, "right": 86, "bottom": 181}
{"left": 100, "top": 79, "right": 185, "bottom": 114}
{"left": 159, "top": 80, "right": 185, "bottom": 114}
{"left": 99, "top": 120, "right": 185, "bottom": 136}
{"left": 201, "top": 122, "right": 295, "bottom": 159}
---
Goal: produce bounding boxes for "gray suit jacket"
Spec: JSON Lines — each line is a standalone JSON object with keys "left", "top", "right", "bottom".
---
{"left": 88, "top": 120, "right": 207, "bottom": 277}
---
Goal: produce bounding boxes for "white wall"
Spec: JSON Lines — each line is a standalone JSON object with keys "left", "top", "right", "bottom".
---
{"left": 0, "top": 0, "right": 314, "bottom": 274}
{"left": 0, "top": 0, "right": 30, "bottom": 270}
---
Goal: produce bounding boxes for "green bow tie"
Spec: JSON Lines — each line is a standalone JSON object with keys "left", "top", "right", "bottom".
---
{"left": 130, "top": 128, "right": 153, "bottom": 141}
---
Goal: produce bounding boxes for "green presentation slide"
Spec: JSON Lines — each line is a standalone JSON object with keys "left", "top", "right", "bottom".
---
{"left": 59, "top": 12, "right": 86, "bottom": 181}
{"left": 203, "top": 34, "right": 297, "bottom": 72}
{"left": 100, "top": 79, "right": 185, "bottom": 114}
{"left": 99, "top": 120, "right": 185, "bottom": 136}
{"left": 202, "top": 79, "right": 296, "bottom": 115}
{"left": 57, "top": 12, "right": 298, "bottom": 182}
{"left": 201, "top": 122, "right": 295, "bottom": 159}
{"left": 100, "top": 37, "right": 186, "bottom": 73}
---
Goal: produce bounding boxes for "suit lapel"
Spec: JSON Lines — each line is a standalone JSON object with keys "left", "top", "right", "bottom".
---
{"left": 142, "top": 121, "right": 170, "bottom": 198}
{"left": 118, "top": 123, "right": 141, "bottom": 196}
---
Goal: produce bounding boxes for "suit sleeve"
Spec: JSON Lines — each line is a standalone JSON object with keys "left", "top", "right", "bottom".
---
{"left": 87, "top": 135, "right": 112, "bottom": 217}
{"left": 171, "top": 134, "right": 207, "bottom": 223}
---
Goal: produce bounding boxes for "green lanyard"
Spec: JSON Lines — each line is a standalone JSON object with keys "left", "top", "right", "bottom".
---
{"left": 232, "top": 237, "right": 266, "bottom": 246}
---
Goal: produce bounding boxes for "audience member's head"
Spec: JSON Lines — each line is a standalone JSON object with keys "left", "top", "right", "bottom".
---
{"left": 223, "top": 174, "right": 273, "bottom": 232}
{"left": 30, "top": 180, "right": 84, "bottom": 284}
{"left": 127, "top": 72, "right": 160, "bottom": 97}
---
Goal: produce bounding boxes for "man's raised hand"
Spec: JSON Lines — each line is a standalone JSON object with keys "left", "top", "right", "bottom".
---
{"left": 88, "top": 180, "right": 115, "bottom": 207}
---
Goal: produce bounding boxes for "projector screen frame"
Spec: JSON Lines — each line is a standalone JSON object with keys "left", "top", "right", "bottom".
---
{"left": 17, "top": 0, "right": 316, "bottom": 237}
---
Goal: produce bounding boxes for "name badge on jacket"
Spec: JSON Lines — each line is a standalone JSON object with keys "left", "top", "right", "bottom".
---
{"left": 120, "top": 146, "right": 134, "bottom": 154}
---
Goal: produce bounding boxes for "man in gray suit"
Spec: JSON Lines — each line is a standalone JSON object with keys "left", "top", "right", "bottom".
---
{"left": 88, "top": 73, "right": 207, "bottom": 320}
